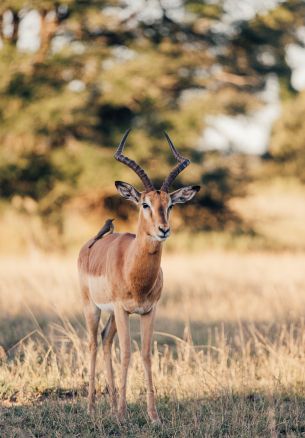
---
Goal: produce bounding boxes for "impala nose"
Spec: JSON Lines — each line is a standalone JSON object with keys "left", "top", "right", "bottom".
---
{"left": 158, "top": 226, "right": 170, "bottom": 237}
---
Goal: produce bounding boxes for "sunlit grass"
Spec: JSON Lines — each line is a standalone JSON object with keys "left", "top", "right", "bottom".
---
{"left": 1, "top": 252, "right": 305, "bottom": 436}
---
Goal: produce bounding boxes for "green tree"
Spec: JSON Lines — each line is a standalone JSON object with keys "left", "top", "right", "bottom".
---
{"left": 2, "top": 0, "right": 304, "bottom": 246}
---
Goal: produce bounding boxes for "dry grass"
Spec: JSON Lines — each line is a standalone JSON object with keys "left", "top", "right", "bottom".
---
{"left": 1, "top": 251, "right": 305, "bottom": 436}
{"left": 231, "top": 177, "right": 305, "bottom": 251}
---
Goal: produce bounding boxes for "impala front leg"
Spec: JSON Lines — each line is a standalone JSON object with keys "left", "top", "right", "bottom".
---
{"left": 140, "top": 306, "right": 160, "bottom": 423}
{"left": 114, "top": 304, "right": 131, "bottom": 420}
{"left": 83, "top": 300, "right": 101, "bottom": 415}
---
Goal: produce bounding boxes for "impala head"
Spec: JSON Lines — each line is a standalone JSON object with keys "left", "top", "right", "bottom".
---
{"left": 114, "top": 129, "right": 200, "bottom": 242}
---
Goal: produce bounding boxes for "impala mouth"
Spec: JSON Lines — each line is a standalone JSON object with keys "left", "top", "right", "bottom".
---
{"left": 157, "top": 231, "right": 170, "bottom": 241}
{"left": 147, "top": 232, "right": 170, "bottom": 241}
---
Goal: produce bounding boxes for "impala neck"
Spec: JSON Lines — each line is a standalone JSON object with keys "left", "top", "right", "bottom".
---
{"left": 126, "top": 218, "right": 163, "bottom": 297}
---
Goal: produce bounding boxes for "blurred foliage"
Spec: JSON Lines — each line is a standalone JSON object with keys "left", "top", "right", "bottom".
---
{"left": 0, "top": 0, "right": 304, "bottom": 247}
{"left": 270, "top": 90, "right": 305, "bottom": 182}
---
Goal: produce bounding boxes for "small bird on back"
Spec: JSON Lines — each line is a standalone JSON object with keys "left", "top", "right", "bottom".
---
{"left": 88, "top": 218, "right": 115, "bottom": 249}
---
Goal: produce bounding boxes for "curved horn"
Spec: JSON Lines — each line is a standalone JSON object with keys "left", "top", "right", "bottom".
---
{"left": 161, "top": 132, "right": 191, "bottom": 192}
{"left": 114, "top": 129, "right": 154, "bottom": 191}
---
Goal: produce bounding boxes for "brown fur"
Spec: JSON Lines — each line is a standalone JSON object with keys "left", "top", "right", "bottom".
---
{"left": 78, "top": 191, "right": 170, "bottom": 307}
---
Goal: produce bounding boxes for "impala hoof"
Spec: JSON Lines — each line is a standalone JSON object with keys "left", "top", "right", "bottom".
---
{"left": 87, "top": 405, "right": 95, "bottom": 416}
{"left": 117, "top": 407, "right": 127, "bottom": 422}
{"left": 149, "top": 412, "right": 161, "bottom": 425}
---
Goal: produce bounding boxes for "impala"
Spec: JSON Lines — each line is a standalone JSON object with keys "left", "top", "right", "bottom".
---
{"left": 78, "top": 130, "right": 200, "bottom": 423}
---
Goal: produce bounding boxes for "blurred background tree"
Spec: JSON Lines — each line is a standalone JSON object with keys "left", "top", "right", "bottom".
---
{"left": 0, "top": 0, "right": 304, "bottom": 250}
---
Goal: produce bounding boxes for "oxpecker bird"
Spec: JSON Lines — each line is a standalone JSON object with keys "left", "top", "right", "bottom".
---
{"left": 88, "top": 218, "right": 115, "bottom": 249}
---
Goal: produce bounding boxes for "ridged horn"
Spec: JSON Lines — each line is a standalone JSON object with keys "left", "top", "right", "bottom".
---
{"left": 114, "top": 129, "right": 154, "bottom": 191}
{"left": 161, "top": 132, "right": 190, "bottom": 192}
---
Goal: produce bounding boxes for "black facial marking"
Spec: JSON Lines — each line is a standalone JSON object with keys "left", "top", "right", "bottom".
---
{"left": 158, "top": 206, "right": 167, "bottom": 223}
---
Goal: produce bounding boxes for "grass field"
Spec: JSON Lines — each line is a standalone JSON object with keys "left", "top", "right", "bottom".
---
{"left": 1, "top": 250, "right": 305, "bottom": 437}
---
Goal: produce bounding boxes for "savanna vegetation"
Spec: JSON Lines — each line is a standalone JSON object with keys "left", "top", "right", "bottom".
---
{"left": 1, "top": 177, "right": 305, "bottom": 436}
{"left": 2, "top": 245, "right": 305, "bottom": 436}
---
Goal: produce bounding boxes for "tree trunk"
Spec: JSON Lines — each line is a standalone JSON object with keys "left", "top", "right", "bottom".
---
{"left": 11, "top": 10, "right": 20, "bottom": 45}
{"left": 36, "top": 9, "right": 58, "bottom": 62}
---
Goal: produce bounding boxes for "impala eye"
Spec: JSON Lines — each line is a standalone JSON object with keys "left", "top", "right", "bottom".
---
{"left": 168, "top": 205, "right": 173, "bottom": 210}
{"left": 142, "top": 203, "right": 150, "bottom": 209}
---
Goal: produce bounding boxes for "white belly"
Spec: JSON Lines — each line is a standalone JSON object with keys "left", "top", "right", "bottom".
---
{"left": 96, "top": 302, "right": 114, "bottom": 312}
{"left": 88, "top": 275, "right": 113, "bottom": 311}
{"left": 122, "top": 302, "right": 153, "bottom": 315}
{"left": 134, "top": 307, "right": 148, "bottom": 315}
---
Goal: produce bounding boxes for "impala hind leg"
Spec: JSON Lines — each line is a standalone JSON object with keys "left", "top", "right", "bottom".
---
{"left": 114, "top": 305, "right": 131, "bottom": 420}
{"left": 101, "top": 313, "right": 117, "bottom": 411}
{"left": 140, "top": 306, "right": 160, "bottom": 423}
{"left": 83, "top": 300, "right": 101, "bottom": 415}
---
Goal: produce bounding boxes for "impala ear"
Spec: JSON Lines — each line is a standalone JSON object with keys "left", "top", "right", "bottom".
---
{"left": 170, "top": 185, "right": 200, "bottom": 204}
{"left": 115, "top": 181, "right": 140, "bottom": 204}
